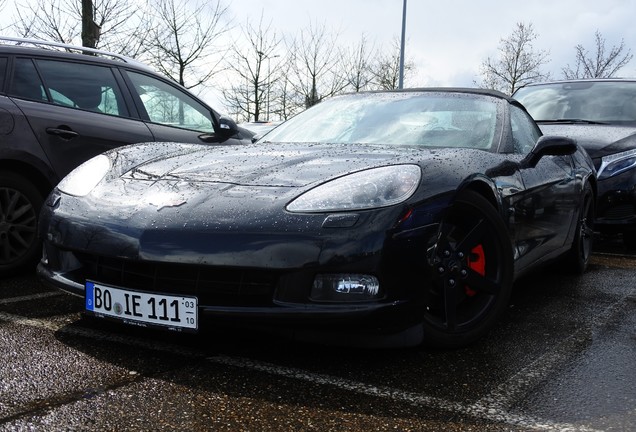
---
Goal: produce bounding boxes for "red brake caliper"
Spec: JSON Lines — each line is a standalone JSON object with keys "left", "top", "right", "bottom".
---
{"left": 465, "top": 244, "right": 485, "bottom": 297}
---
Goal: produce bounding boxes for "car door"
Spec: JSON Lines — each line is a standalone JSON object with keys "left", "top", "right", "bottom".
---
{"left": 507, "top": 105, "right": 579, "bottom": 268}
{"left": 122, "top": 70, "right": 247, "bottom": 145}
{"left": 8, "top": 57, "right": 155, "bottom": 180}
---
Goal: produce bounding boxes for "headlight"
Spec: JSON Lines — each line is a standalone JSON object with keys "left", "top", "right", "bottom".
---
{"left": 286, "top": 164, "right": 421, "bottom": 212}
{"left": 598, "top": 149, "right": 636, "bottom": 180}
{"left": 57, "top": 155, "right": 111, "bottom": 196}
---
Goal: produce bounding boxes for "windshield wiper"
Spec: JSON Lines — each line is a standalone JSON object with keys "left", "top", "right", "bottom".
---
{"left": 537, "top": 119, "right": 610, "bottom": 125}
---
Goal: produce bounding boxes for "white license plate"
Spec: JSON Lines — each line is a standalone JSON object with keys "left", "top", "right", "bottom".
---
{"left": 85, "top": 281, "right": 198, "bottom": 331}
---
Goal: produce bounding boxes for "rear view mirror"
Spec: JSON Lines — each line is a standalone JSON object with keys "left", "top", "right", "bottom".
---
{"left": 522, "top": 136, "right": 577, "bottom": 168}
{"left": 218, "top": 116, "right": 239, "bottom": 136}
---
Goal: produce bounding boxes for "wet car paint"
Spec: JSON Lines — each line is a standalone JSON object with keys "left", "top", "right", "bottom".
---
{"left": 513, "top": 80, "right": 636, "bottom": 242}
{"left": 540, "top": 123, "right": 636, "bottom": 234}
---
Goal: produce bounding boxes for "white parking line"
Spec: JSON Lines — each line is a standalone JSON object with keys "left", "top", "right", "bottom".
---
{"left": 3, "top": 289, "right": 630, "bottom": 432}
{"left": 207, "top": 354, "right": 601, "bottom": 432}
{"left": 0, "top": 309, "right": 602, "bottom": 431}
{"left": 0, "top": 310, "right": 69, "bottom": 332}
{"left": 475, "top": 294, "right": 632, "bottom": 413}
{"left": 0, "top": 291, "right": 63, "bottom": 305}
{"left": 203, "top": 287, "right": 635, "bottom": 432}
{"left": 0, "top": 310, "right": 203, "bottom": 357}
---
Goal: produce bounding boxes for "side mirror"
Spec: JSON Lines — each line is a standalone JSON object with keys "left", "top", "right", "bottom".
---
{"left": 218, "top": 116, "right": 239, "bottom": 137}
{"left": 522, "top": 135, "right": 577, "bottom": 168}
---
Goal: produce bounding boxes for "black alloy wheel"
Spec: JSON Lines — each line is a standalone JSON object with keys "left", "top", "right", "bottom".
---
{"left": 423, "top": 190, "right": 513, "bottom": 347}
{"left": 0, "top": 173, "right": 43, "bottom": 276}
{"left": 564, "top": 182, "right": 594, "bottom": 274}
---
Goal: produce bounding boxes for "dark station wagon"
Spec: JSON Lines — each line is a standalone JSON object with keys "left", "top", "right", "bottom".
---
{"left": 0, "top": 37, "right": 253, "bottom": 276}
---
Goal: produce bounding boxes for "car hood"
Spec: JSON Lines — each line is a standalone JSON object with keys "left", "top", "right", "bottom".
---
{"left": 538, "top": 124, "right": 636, "bottom": 159}
{"left": 56, "top": 141, "right": 442, "bottom": 263}
{"left": 113, "top": 141, "right": 427, "bottom": 188}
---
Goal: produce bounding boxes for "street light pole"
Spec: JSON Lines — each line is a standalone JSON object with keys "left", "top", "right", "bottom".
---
{"left": 266, "top": 54, "right": 280, "bottom": 121}
{"left": 258, "top": 51, "right": 280, "bottom": 121}
{"left": 398, "top": 0, "right": 407, "bottom": 89}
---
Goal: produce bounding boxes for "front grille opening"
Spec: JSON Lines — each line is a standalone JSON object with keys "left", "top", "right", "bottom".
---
{"left": 601, "top": 204, "right": 635, "bottom": 220}
{"left": 75, "top": 253, "right": 279, "bottom": 307}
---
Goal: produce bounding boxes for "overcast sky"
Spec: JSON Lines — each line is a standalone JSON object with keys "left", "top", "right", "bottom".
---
{"left": 226, "top": 0, "right": 636, "bottom": 87}
{"left": 2, "top": 0, "right": 635, "bottom": 108}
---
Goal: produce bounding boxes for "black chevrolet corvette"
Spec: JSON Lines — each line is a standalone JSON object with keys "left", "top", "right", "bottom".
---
{"left": 37, "top": 89, "right": 596, "bottom": 347}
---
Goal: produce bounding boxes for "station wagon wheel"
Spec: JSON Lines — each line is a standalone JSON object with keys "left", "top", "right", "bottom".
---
{"left": 564, "top": 182, "right": 594, "bottom": 274}
{"left": 424, "top": 190, "right": 513, "bottom": 347}
{"left": 0, "top": 173, "right": 43, "bottom": 276}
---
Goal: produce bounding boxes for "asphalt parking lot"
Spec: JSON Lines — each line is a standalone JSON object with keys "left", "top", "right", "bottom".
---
{"left": 1, "top": 240, "right": 635, "bottom": 432}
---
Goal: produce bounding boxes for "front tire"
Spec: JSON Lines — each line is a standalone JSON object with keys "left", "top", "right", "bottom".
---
{"left": 422, "top": 190, "right": 514, "bottom": 348}
{"left": 0, "top": 173, "right": 44, "bottom": 277}
{"left": 564, "top": 182, "right": 594, "bottom": 274}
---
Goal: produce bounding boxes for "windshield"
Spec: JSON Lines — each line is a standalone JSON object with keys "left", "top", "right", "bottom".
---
{"left": 262, "top": 92, "right": 501, "bottom": 150}
{"left": 514, "top": 81, "right": 636, "bottom": 124}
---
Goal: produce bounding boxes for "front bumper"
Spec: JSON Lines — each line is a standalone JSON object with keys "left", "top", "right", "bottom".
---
{"left": 595, "top": 170, "right": 636, "bottom": 233}
{"left": 37, "top": 209, "right": 442, "bottom": 343}
{"left": 36, "top": 247, "right": 428, "bottom": 348}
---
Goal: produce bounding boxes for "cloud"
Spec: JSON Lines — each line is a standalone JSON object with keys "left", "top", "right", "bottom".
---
{"left": 227, "top": 0, "right": 636, "bottom": 86}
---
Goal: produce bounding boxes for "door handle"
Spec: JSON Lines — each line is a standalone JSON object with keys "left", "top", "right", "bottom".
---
{"left": 46, "top": 127, "right": 79, "bottom": 140}
{"left": 197, "top": 133, "right": 218, "bottom": 143}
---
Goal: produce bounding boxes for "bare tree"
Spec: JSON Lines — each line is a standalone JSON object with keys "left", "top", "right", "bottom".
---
{"left": 372, "top": 37, "right": 415, "bottom": 90}
{"left": 222, "top": 15, "right": 282, "bottom": 122}
{"left": 10, "top": 0, "right": 228, "bottom": 90}
{"left": 0, "top": 0, "right": 9, "bottom": 33}
{"left": 478, "top": 22, "right": 550, "bottom": 95}
{"left": 12, "top": 0, "right": 142, "bottom": 52}
{"left": 143, "top": 0, "right": 230, "bottom": 90}
{"left": 78, "top": 0, "right": 146, "bottom": 54}
{"left": 13, "top": 0, "right": 77, "bottom": 43}
{"left": 271, "top": 72, "right": 304, "bottom": 120}
{"left": 562, "top": 30, "right": 633, "bottom": 79}
{"left": 80, "top": 0, "right": 100, "bottom": 48}
{"left": 343, "top": 34, "right": 375, "bottom": 92}
{"left": 287, "top": 21, "right": 347, "bottom": 108}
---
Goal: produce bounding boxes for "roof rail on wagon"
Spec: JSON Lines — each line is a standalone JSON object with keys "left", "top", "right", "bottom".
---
{"left": 0, "top": 36, "right": 152, "bottom": 70}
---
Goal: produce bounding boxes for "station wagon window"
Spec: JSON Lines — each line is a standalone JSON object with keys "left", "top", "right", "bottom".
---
{"left": 34, "top": 59, "right": 129, "bottom": 116}
{"left": 510, "top": 105, "right": 541, "bottom": 154}
{"left": 0, "top": 57, "right": 7, "bottom": 92}
{"left": 10, "top": 58, "right": 46, "bottom": 101}
{"left": 126, "top": 70, "right": 214, "bottom": 133}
